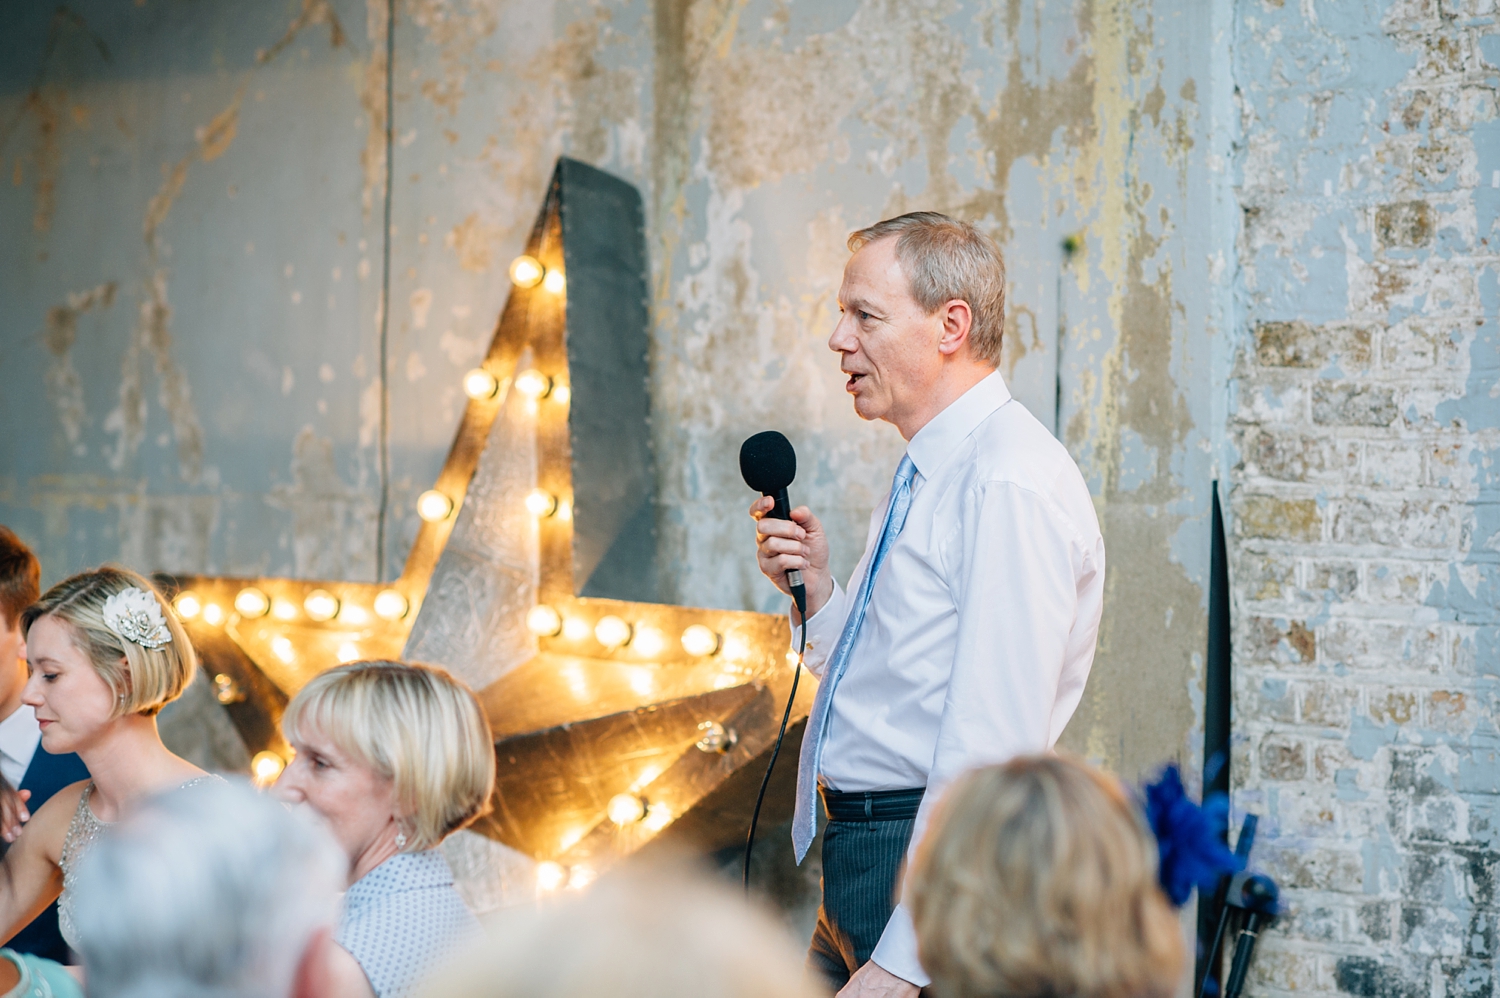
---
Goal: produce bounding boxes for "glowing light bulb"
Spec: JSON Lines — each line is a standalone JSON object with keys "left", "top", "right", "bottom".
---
{"left": 271, "top": 636, "right": 295, "bottom": 664}
{"left": 213, "top": 673, "right": 244, "bottom": 705}
{"left": 463, "top": 368, "right": 500, "bottom": 400}
{"left": 514, "top": 369, "right": 552, "bottom": 399}
{"left": 373, "top": 589, "right": 409, "bottom": 621}
{"left": 526, "top": 604, "right": 563, "bottom": 636}
{"left": 173, "top": 592, "right": 202, "bottom": 620}
{"left": 632, "top": 627, "right": 665, "bottom": 658}
{"left": 201, "top": 603, "right": 225, "bottom": 626}
{"left": 551, "top": 384, "right": 571, "bottom": 405}
{"left": 594, "top": 615, "right": 632, "bottom": 649}
{"left": 543, "top": 268, "right": 566, "bottom": 294}
{"left": 695, "top": 720, "right": 737, "bottom": 754}
{"left": 251, "top": 751, "right": 285, "bottom": 787}
{"left": 234, "top": 587, "right": 270, "bottom": 618}
{"left": 303, "top": 589, "right": 340, "bottom": 622}
{"left": 417, "top": 490, "right": 455, "bottom": 522}
{"left": 562, "top": 617, "right": 590, "bottom": 641}
{"left": 271, "top": 599, "right": 299, "bottom": 621}
{"left": 525, "top": 489, "right": 559, "bottom": 517}
{"left": 567, "top": 865, "right": 595, "bottom": 890}
{"left": 627, "top": 667, "right": 654, "bottom": 696}
{"left": 509, "top": 255, "right": 544, "bottom": 288}
{"left": 607, "top": 793, "right": 646, "bottom": 826}
{"left": 337, "top": 642, "right": 360, "bottom": 663}
{"left": 535, "top": 861, "right": 566, "bottom": 892}
{"left": 644, "top": 802, "right": 674, "bottom": 832}
{"left": 681, "top": 624, "right": 720, "bottom": 657}
{"left": 337, "top": 603, "right": 370, "bottom": 626}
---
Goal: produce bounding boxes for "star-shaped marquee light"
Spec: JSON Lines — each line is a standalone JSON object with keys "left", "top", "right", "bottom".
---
{"left": 168, "top": 159, "right": 814, "bottom": 894}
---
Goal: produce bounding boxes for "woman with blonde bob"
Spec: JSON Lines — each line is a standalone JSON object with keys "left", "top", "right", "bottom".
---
{"left": 909, "top": 754, "right": 1185, "bottom": 998}
{"left": 273, "top": 660, "right": 496, "bottom": 998}
{"left": 0, "top": 566, "right": 207, "bottom": 960}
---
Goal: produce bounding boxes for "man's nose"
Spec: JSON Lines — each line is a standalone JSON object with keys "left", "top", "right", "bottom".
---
{"left": 828, "top": 314, "right": 856, "bottom": 353}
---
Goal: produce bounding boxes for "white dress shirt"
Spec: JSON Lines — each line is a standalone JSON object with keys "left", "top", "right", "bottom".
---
{"left": 0, "top": 705, "right": 42, "bottom": 790}
{"left": 794, "top": 371, "right": 1105, "bottom": 986}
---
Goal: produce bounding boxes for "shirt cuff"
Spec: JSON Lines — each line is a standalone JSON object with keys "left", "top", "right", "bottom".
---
{"left": 789, "top": 581, "right": 847, "bottom": 673}
{"left": 870, "top": 902, "right": 930, "bottom": 987}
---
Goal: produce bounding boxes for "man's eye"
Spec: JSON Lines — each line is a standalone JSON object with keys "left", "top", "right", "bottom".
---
{"left": 858, "top": 310, "right": 872, "bottom": 321}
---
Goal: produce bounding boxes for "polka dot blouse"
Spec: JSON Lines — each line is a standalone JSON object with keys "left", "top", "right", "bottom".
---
{"left": 336, "top": 850, "right": 481, "bottom": 998}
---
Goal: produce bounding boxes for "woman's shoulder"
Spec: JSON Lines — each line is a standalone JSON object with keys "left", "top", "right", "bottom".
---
{"left": 340, "top": 855, "right": 477, "bottom": 942}
{"left": 29, "top": 780, "right": 88, "bottom": 840}
{"left": 338, "top": 871, "right": 479, "bottom": 998}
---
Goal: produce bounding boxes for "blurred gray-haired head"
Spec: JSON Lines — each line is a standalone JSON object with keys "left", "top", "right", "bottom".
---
{"left": 72, "top": 778, "right": 345, "bottom": 998}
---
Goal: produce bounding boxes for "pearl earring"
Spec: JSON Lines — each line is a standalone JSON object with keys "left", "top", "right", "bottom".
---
{"left": 395, "top": 832, "right": 407, "bottom": 849}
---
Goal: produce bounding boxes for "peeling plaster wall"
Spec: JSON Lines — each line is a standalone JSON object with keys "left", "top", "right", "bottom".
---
{"left": 1230, "top": 2, "right": 1500, "bottom": 995}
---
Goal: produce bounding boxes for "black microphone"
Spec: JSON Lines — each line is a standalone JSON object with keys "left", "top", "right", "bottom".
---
{"left": 738, "top": 429, "right": 809, "bottom": 894}
{"left": 740, "top": 430, "right": 807, "bottom": 616}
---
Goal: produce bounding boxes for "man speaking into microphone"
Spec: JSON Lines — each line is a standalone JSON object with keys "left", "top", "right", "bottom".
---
{"left": 750, "top": 212, "right": 1105, "bottom": 997}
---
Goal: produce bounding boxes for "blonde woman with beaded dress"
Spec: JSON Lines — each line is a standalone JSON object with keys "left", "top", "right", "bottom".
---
{"left": 0, "top": 566, "right": 209, "bottom": 990}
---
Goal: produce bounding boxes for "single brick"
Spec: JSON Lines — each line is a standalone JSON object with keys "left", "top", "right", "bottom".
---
{"left": 1239, "top": 551, "right": 1297, "bottom": 599}
{"left": 1255, "top": 320, "right": 1320, "bottom": 367}
{"left": 1332, "top": 499, "right": 1456, "bottom": 549}
{"left": 1300, "top": 680, "right": 1359, "bottom": 727}
{"left": 1382, "top": 320, "right": 1465, "bottom": 372}
{"left": 1312, "top": 382, "right": 1399, "bottom": 426}
{"left": 1243, "top": 428, "right": 1360, "bottom": 483}
{"left": 1363, "top": 440, "right": 1425, "bottom": 488}
{"left": 1368, "top": 687, "right": 1419, "bottom": 724}
{"left": 1376, "top": 200, "right": 1434, "bottom": 248}
{"left": 1308, "top": 560, "right": 1359, "bottom": 598}
{"left": 1322, "top": 620, "right": 1444, "bottom": 672}
{"left": 1259, "top": 735, "right": 1308, "bottom": 780}
{"left": 1236, "top": 494, "right": 1322, "bottom": 542}
{"left": 1425, "top": 689, "right": 1471, "bottom": 733}
{"left": 1246, "top": 617, "right": 1317, "bottom": 664}
{"left": 1265, "top": 842, "right": 1365, "bottom": 891}
{"left": 1367, "top": 561, "right": 1425, "bottom": 603}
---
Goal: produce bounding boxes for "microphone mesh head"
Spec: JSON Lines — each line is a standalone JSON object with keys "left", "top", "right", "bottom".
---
{"left": 739, "top": 431, "right": 797, "bottom": 494}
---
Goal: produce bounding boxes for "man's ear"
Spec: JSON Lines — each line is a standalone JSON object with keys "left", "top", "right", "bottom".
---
{"left": 936, "top": 298, "right": 974, "bottom": 356}
{"left": 291, "top": 926, "right": 335, "bottom": 998}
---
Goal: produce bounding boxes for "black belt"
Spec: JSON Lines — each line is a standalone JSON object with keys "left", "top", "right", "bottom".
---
{"left": 820, "top": 786, "right": 925, "bottom": 823}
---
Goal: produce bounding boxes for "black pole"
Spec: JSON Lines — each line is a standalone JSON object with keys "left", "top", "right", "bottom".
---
{"left": 1197, "top": 482, "right": 1233, "bottom": 994}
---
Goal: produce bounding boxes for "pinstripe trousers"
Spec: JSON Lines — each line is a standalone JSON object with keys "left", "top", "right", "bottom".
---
{"left": 806, "top": 802, "right": 919, "bottom": 990}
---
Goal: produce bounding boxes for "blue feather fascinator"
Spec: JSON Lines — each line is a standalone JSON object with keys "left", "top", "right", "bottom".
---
{"left": 1143, "top": 764, "right": 1243, "bottom": 906}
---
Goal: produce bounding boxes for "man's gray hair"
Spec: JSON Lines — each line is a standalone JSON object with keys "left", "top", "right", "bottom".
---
{"left": 848, "top": 211, "right": 1008, "bottom": 366}
{"left": 72, "top": 779, "right": 345, "bottom": 998}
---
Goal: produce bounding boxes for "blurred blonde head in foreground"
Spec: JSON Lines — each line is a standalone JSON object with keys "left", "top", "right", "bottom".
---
{"left": 910, "top": 754, "right": 1184, "bottom": 998}
{"left": 427, "top": 860, "right": 827, "bottom": 998}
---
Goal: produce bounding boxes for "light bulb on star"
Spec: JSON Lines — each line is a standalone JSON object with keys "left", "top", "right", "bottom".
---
{"left": 251, "top": 751, "right": 285, "bottom": 787}
{"left": 514, "top": 369, "right": 552, "bottom": 399}
{"left": 173, "top": 592, "right": 202, "bottom": 620}
{"left": 525, "top": 489, "right": 559, "bottom": 517}
{"left": 681, "top": 624, "right": 720, "bottom": 657}
{"left": 417, "top": 490, "right": 455, "bottom": 522}
{"left": 373, "top": 589, "right": 409, "bottom": 621}
{"left": 542, "top": 269, "right": 566, "bottom": 294}
{"left": 463, "top": 368, "right": 500, "bottom": 400}
{"left": 526, "top": 604, "right": 563, "bottom": 636}
{"left": 607, "top": 793, "right": 646, "bottom": 826}
{"left": 508, "top": 255, "right": 544, "bottom": 288}
{"left": 535, "top": 861, "right": 566, "bottom": 893}
{"left": 594, "top": 615, "right": 632, "bottom": 649}
{"left": 234, "top": 587, "right": 270, "bottom": 618}
{"left": 303, "top": 589, "right": 340, "bottom": 622}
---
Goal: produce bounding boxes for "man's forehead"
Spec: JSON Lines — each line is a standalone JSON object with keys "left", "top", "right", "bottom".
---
{"left": 840, "top": 239, "right": 907, "bottom": 307}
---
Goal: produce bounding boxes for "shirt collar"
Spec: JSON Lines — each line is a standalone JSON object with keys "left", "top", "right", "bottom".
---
{"left": 905, "top": 370, "right": 1012, "bottom": 480}
{"left": 0, "top": 706, "right": 39, "bottom": 764}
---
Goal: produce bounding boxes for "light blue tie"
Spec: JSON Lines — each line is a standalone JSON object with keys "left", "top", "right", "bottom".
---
{"left": 792, "top": 454, "right": 918, "bottom": 863}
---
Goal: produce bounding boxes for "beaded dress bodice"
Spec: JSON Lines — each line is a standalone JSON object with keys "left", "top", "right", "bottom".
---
{"left": 56, "top": 777, "right": 217, "bottom": 953}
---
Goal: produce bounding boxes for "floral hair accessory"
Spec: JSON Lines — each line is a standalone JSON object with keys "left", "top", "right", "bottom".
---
{"left": 101, "top": 587, "right": 173, "bottom": 650}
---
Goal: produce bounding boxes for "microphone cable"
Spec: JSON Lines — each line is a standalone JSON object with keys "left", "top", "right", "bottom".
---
{"left": 743, "top": 584, "right": 807, "bottom": 893}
